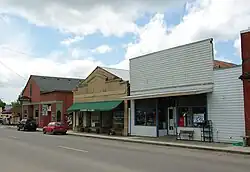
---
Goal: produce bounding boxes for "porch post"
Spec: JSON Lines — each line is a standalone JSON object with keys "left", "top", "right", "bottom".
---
{"left": 123, "top": 100, "right": 128, "bottom": 136}
{"left": 76, "top": 111, "right": 79, "bottom": 127}
{"left": 73, "top": 111, "right": 76, "bottom": 131}
{"left": 21, "top": 103, "right": 24, "bottom": 119}
{"left": 156, "top": 99, "right": 159, "bottom": 137}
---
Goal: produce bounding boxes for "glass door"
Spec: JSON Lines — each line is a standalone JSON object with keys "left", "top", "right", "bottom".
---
{"left": 168, "top": 107, "right": 176, "bottom": 135}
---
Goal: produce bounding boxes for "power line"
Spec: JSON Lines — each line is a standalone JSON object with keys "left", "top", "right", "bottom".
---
{"left": 0, "top": 60, "right": 26, "bottom": 80}
{"left": 0, "top": 46, "right": 40, "bottom": 58}
{"left": 0, "top": 46, "right": 35, "bottom": 80}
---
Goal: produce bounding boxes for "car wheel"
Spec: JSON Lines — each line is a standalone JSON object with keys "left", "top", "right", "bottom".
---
{"left": 62, "top": 132, "right": 67, "bottom": 135}
{"left": 17, "top": 128, "right": 20, "bottom": 131}
{"left": 43, "top": 130, "right": 46, "bottom": 134}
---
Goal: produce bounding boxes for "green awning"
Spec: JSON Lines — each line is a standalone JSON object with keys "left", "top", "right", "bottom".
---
{"left": 67, "top": 100, "right": 123, "bottom": 112}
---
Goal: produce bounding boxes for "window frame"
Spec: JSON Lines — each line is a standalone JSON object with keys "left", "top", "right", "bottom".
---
{"left": 177, "top": 106, "right": 207, "bottom": 128}
{"left": 134, "top": 108, "right": 156, "bottom": 126}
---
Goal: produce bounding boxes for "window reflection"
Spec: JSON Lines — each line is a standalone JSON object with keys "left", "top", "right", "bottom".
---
{"left": 177, "top": 107, "right": 206, "bottom": 128}
{"left": 135, "top": 108, "right": 156, "bottom": 126}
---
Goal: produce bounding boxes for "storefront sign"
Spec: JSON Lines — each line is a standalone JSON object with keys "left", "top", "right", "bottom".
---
{"left": 42, "top": 105, "right": 48, "bottom": 116}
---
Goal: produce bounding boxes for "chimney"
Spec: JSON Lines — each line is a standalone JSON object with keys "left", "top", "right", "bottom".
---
{"left": 240, "top": 28, "right": 250, "bottom": 145}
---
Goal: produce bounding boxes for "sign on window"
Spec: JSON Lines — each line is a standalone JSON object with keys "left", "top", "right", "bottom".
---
{"left": 42, "top": 105, "right": 48, "bottom": 116}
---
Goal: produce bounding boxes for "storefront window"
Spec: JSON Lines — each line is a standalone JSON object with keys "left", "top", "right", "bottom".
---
{"left": 177, "top": 107, "right": 206, "bottom": 128}
{"left": 91, "top": 112, "right": 100, "bottom": 127}
{"left": 134, "top": 99, "right": 157, "bottom": 126}
{"left": 192, "top": 107, "right": 206, "bottom": 127}
{"left": 113, "top": 111, "right": 124, "bottom": 125}
{"left": 135, "top": 108, "right": 156, "bottom": 126}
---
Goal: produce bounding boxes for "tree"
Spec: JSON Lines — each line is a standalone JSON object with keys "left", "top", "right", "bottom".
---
{"left": 0, "top": 99, "right": 6, "bottom": 108}
{"left": 11, "top": 101, "right": 21, "bottom": 109}
{"left": 11, "top": 101, "right": 22, "bottom": 116}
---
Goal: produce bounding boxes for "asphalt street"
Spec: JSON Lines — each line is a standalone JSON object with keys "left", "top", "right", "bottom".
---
{"left": 0, "top": 127, "right": 250, "bottom": 172}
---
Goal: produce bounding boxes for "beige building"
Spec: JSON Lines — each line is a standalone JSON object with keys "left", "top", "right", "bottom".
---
{"left": 68, "top": 66, "right": 130, "bottom": 136}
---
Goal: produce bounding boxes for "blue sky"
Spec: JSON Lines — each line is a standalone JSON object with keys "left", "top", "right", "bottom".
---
{"left": 9, "top": 9, "right": 241, "bottom": 65}
{"left": 0, "top": 0, "right": 249, "bottom": 103}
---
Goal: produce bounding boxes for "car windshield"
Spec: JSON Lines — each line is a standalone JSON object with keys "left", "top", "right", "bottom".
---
{"left": 48, "top": 122, "right": 56, "bottom": 126}
{"left": 55, "top": 122, "right": 63, "bottom": 126}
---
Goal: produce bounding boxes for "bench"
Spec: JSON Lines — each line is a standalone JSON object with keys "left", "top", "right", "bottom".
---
{"left": 177, "top": 130, "right": 194, "bottom": 140}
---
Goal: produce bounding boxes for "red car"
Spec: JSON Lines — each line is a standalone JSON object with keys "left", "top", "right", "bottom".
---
{"left": 43, "top": 122, "right": 67, "bottom": 135}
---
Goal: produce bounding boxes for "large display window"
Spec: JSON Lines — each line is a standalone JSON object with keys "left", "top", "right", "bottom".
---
{"left": 134, "top": 99, "right": 156, "bottom": 126}
{"left": 177, "top": 106, "right": 206, "bottom": 128}
{"left": 135, "top": 108, "right": 156, "bottom": 126}
{"left": 113, "top": 111, "right": 124, "bottom": 128}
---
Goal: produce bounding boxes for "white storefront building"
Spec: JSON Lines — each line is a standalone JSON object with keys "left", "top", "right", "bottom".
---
{"left": 126, "top": 38, "right": 245, "bottom": 143}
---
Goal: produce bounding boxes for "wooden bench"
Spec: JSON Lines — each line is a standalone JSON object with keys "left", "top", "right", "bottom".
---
{"left": 177, "top": 130, "right": 194, "bottom": 140}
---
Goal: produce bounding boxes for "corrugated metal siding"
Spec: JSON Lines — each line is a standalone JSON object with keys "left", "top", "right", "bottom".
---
{"left": 130, "top": 39, "right": 214, "bottom": 95}
{"left": 207, "top": 66, "right": 245, "bottom": 143}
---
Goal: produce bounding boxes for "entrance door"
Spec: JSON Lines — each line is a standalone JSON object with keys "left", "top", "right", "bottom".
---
{"left": 168, "top": 107, "right": 176, "bottom": 135}
{"left": 56, "top": 110, "right": 61, "bottom": 122}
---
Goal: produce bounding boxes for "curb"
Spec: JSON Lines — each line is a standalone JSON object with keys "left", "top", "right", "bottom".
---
{"left": 67, "top": 132, "right": 250, "bottom": 155}
{"left": 3, "top": 126, "right": 250, "bottom": 155}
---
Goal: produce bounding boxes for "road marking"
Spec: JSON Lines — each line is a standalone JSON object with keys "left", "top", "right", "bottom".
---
{"left": 58, "top": 146, "right": 88, "bottom": 153}
{"left": 8, "top": 136, "right": 18, "bottom": 139}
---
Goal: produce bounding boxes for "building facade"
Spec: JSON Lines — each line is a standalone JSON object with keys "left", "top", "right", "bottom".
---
{"left": 19, "top": 75, "right": 82, "bottom": 127}
{"left": 126, "top": 38, "right": 245, "bottom": 143}
{"left": 68, "top": 67, "right": 130, "bottom": 136}
{"left": 240, "top": 28, "right": 250, "bottom": 145}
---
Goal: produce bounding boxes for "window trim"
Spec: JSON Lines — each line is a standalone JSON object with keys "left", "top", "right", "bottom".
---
{"left": 177, "top": 106, "right": 207, "bottom": 128}
{"left": 134, "top": 108, "right": 156, "bottom": 126}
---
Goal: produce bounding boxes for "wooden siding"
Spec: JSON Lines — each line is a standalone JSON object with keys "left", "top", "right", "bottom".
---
{"left": 208, "top": 66, "right": 245, "bottom": 143}
{"left": 129, "top": 39, "right": 214, "bottom": 95}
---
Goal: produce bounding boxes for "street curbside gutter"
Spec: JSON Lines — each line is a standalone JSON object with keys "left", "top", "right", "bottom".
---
{"left": 3, "top": 126, "right": 250, "bottom": 155}
{"left": 67, "top": 132, "right": 250, "bottom": 155}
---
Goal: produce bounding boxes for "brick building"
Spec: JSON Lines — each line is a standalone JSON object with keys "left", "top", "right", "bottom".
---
{"left": 240, "top": 28, "right": 250, "bottom": 145}
{"left": 19, "top": 75, "right": 83, "bottom": 127}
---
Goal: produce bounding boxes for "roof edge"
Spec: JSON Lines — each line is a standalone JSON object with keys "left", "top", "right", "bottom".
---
{"left": 130, "top": 38, "right": 213, "bottom": 61}
{"left": 240, "top": 28, "right": 250, "bottom": 34}
{"left": 40, "top": 90, "right": 73, "bottom": 95}
{"left": 31, "top": 74, "right": 84, "bottom": 80}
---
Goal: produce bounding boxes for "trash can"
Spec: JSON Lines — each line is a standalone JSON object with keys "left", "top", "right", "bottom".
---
{"left": 242, "top": 136, "right": 249, "bottom": 147}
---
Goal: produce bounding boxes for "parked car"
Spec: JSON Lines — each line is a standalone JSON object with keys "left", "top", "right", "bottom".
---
{"left": 43, "top": 122, "right": 67, "bottom": 135}
{"left": 17, "top": 118, "right": 37, "bottom": 131}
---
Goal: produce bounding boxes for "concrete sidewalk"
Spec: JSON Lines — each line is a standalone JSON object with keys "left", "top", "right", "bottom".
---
{"left": 3, "top": 125, "right": 250, "bottom": 155}
{"left": 65, "top": 131, "right": 250, "bottom": 155}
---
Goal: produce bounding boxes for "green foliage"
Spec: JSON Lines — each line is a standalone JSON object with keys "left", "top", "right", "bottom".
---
{"left": 11, "top": 101, "right": 22, "bottom": 113}
{"left": 11, "top": 101, "right": 21, "bottom": 108}
{"left": 0, "top": 99, "right": 6, "bottom": 108}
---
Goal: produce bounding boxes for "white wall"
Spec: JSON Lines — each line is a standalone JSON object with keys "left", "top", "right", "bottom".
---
{"left": 208, "top": 66, "right": 245, "bottom": 143}
{"left": 130, "top": 39, "right": 214, "bottom": 96}
{"left": 130, "top": 100, "right": 157, "bottom": 137}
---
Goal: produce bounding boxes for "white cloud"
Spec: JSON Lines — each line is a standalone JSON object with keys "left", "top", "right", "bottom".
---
{"left": 120, "top": 0, "right": 250, "bottom": 65}
{"left": 92, "top": 45, "right": 112, "bottom": 54}
{"left": 0, "top": 0, "right": 187, "bottom": 37}
{"left": 0, "top": 45, "right": 103, "bottom": 103}
{"left": 2, "top": 0, "right": 250, "bottom": 103}
{"left": 234, "top": 36, "right": 241, "bottom": 56}
{"left": 61, "top": 36, "right": 84, "bottom": 46}
{"left": 0, "top": 19, "right": 102, "bottom": 104}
